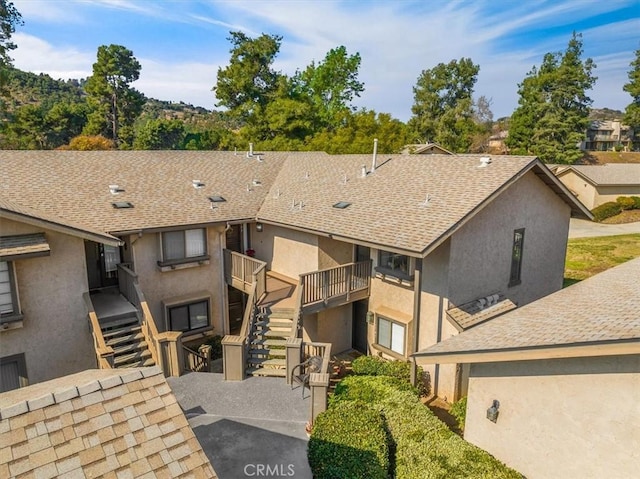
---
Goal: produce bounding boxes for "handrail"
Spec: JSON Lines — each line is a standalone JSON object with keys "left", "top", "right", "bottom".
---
{"left": 253, "top": 263, "right": 267, "bottom": 301}
{"left": 117, "top": 263, "right": 138, "bottom": 306}
{"left": 223, "top": 249, "right": 267, "bottom": 295}
{"left": 290, "top": 280, "right": 305, "bottom": 339}
{"left": 303, "top": 341, "right": 332, "bottom": 375}
{"left": 83, "top": 292, "right": 114, "bottom": 369}
{"left": 239, "top": 281, "right": 258, "bottom": 340}
{"left": 299, "top": 260, "right": 371, "bottom": 307}
{"left": 182, "top": 345, "right": 209, "bottom": 372}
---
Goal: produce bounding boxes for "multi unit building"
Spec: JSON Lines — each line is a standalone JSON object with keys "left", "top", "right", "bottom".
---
{"left": 0, "top": 149, "right": 591, "bottom": 401}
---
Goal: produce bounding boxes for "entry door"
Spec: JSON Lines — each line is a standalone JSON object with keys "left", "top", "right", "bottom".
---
{"left": 85, "top": 241, "right": 121, "bottom": 290}
{"left": 352, "top": 300, "right": 369, "bottom": 353}
{"left": 226, "top": 224, "right": 243, "bottom": 253}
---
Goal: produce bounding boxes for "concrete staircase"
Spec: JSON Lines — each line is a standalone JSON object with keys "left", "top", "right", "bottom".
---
{"left": 246, "top": 307, "right": 295, "bottom": 378}
{"left": 101, "top": 315, "right": 156, "bottom": 368}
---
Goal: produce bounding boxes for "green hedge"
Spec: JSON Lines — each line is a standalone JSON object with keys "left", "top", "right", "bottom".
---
{"left": 449, "top": 396, "right": 468, "bottom": 430}
{"left": 632, "top": 196, "right": 640, "bottom": 209}
{"left": 591, "top": 201, "right": 622, "bottom": 222}
{"left": 308, "top": 400, "right": 390, "bottom": 479}
{"left": 330, "top": 376, "right": 520, "bottom": 479}
{"left": 351, "top": 356, "right": 428, "bottom": 396}
{"left": 617, "top": 196, "right": 636, "bottom": 211}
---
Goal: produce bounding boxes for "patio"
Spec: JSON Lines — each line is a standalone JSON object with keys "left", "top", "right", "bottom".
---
{"left": 167, "top": 372, "right": 312, "bottom": 479}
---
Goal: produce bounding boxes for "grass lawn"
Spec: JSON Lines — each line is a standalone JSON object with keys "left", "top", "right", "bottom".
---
{"left": 564, "top": 233, "right": 640, "bottom": 287}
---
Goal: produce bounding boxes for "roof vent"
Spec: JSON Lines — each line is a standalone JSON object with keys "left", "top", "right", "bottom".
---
{"left": 208, "top": 195, "right": 226, "bottom": 203}
{"left": 361, "top": 165, "right": 367, "bottom": 178}
{"left": 109, "top": 185, "right": 125, "bottom": 194}
{"left": 192, "top": 180, "right": 205, "bottom": 189}
{"left": 252, "top": 179, "right": 262, "bottom": 187}
{"left": 112, "top": 201, "right": 133, "bottom": 209}
{"left": 479, "top": 157, "right": 492, "bottom": 167}
{"left": 256, "top": 154, "right": 263, "bottom": 162}
{"left": 420, "top": 194, "right": 432, "bottom": 207}
{"left": 333, "top": 201, "right": 351, "bottom": 209}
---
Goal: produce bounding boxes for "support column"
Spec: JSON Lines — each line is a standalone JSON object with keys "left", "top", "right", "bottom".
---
{"left": 156, "top": 331, "right": 184, "bottom": 377}
{"left": 309, "top": 372, "right": 330, "bottom": 424}
{"left": 285, "top": 338, "right": 303, "bottom": 384}
{"left": 222, "top": 335, "right": 246, "bottom": 381}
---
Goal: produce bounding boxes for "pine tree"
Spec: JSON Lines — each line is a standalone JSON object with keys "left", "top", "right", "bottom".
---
{"left": 623, "top": 48, "right": 640, "bottom": 146}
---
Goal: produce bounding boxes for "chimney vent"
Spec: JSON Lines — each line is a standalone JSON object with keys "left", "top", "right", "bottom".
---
{"left": 371, "top": 138, "right": 379, "bottom": 172}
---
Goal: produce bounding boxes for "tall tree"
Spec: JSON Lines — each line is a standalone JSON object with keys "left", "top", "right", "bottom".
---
{"left": 84, "top": 44, "right": 145, "bottom": 147}
{"left": 506, "top": 33, "right": 596, "bottom": 164}
{"left": 408, "top": 58, "right": 480, "bottom": 152}
{"left": 294, "top": 46, "right": 364, "bottom": 130}
{"left": 0, "top": 0, "right": 22, "bottom": 70}
{"left": 133, "top": 119, "right": 185, "bottom": 150}
{"left": 623, "top": 48, "right": 640, "bottom": 141}
{"left": 214, "top": 31, "right": 283, "bottom": 124}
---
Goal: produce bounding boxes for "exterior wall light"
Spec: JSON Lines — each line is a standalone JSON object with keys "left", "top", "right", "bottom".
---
{"left": 256, "top": 222, "right": 263, "bottom": 232}
{"left": 486, "top": 400, "right": 500, "bottom": 423}
{"left": 366, "top": 311, "right": 375, "bottom": 324}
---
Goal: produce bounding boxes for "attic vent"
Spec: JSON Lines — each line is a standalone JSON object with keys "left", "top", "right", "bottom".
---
{"left": 479, "top": 157, "right": 492, "bottom": 167}
{"left": 192, "top": 180, "right": 205, "bottom": 189}
{"left": 333, "top": 201, "right": 351, "bottom": 209}
{"left": 112, "top": 201, "right": 133, "bottom": 209}
{"left": 109, "top": 185, "right": 125, "bottom": 194}
{"left": 252, "top": 179, "right": 262, "bottom": 186}
{"left": 209, "top": 195, "right": 227, "bottom": 203}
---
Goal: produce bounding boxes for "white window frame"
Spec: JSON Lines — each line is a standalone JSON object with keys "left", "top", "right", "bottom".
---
{"left": 158, "top": 228, "right": 208, "bottom": 266}
{"left": 376, "top": 315, "right": 406, "bottom": 356}
{"left": 0, "top": 261, "right": 22, "bottom": 323}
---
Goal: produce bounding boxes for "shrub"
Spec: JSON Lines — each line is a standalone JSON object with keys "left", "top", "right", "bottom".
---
{"left": 308, "top": 400, "right": 390, "bottom": 479}
{"left": 591, "top": 201, "right": 622, "bottom": 222}
{"left": 450, "top": 396, "right": 467, "bottom": 430}
{"left": 632, "top": 196, "right": 640, "bottom": 209}
{"left": 330, "top": 376, "right": 520, "bottom": 479}
{"left": 616, "top": 196, "right": 636, "bottom": 211}
{"left": 351, "top": 356, "right": 428, "bottom": 396}
{"left": 205, "top": 334, "right": 223, "bottom": 360}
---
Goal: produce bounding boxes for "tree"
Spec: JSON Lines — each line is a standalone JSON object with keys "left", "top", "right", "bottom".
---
{"left": 84, "top": 44, "right": 145, "bottom": 147}
{"left": 408, "top": 58, "right": 480, "bottom": 152}
{"left": 214, "top": 31, "right": 283, "bottom": 124}
{"left": 64, "top": 135, "right": 114, "bottom": 150}
{"left": 623, "top": 48, "right": 640, "bottom": 142}
{"left": 506, "top": 33, "right": 596, "bottom": 164}
{"left": 294, "top": 46, "right": 364, "bottom": 130}
{"left": 133, "top": 119, "right": 185, "bottom": 150}
{"left": 0, "top": 0, "right": 22, "bottom": 96}
{"left": 470, "top": 95, "right": 495, "bottom": 153}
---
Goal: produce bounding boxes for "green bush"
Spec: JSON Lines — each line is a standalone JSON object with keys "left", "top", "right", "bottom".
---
{"left": 450, "top": 396, "right": 467, "bottom": 430}
{"left": 308, "top": 400, "right": 390, "bottom": 479}
{"left": 204, "top": 335, "right": 223, "bottom": 360}
{"left": 616, "top": 196, "right": 636, "bottom": 211}
{"left": 351, "top": 356, "right": 428, "bottom": 396}
{"left": 330, "top": 376, "right": 520, "bottom": 479}
{"left": 632, "top": 196, "right": 640, "bottom": 209}
{"left": 591, "top": 201, "right": 622, "bottom": 222}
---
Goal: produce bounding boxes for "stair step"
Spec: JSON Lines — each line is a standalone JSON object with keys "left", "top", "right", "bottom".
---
{"left": 114, "top": 347, "right": 152, "bottom": 366}
{"left": 121, "top": 358, "right": 156, "bottom": 368}
{"left": 255, "top": 330, "right": 291, "bottom": 338}
{"left": 105, "top": 332, "right": 145, "bottom": 347}
{"left": 248, "top": 348, "right": 286, "bottom": 358}
{"left": 247, "top": 357, "right": 286, "bottom": 367}
{"left": 102, "top": 325, "right": 142, "bottom": 339}
{"left": 246, "top": 367, "right": 287, "bottom": 378}
{"left": 254, "top": 320, "right": 293, "bottom": 328}
{"left": 101, "top": 316, "right": 139, "bottom": 332}
{"left": 251, "top": 338, "right": 288, "bottom": 347}
{"left": 112, "top": 341, "right": 148, "bottom": 355}
{"left": 268, "top": 309, "right": 295, "bottom": 319}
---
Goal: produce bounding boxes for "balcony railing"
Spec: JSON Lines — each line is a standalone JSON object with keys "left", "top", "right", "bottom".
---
{"left": 299, "top": 260, "right": 372, "bottom": 313}
{"left": 223, "top": 249, "right": 267, "bottom": 298}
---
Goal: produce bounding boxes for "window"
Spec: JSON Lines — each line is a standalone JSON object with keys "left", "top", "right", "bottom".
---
{"left": 161, "top": 228, "right": 207, "bottom": 264}
{"left": 376, "top": 316, "right": 405, "bottom": 355}
{"left": 0, "top": 353, "right": 28, "bottom": 392}
{"left": 376, "top": 250, "right": 413, "bottom": 281}
{"left": 168, "top": 300, "right": 209, "bottom": 332}
{"left": 509, "top": 228, "right": 525, "bottom": 286}
{"left": 0, "top": 261, "right": 21, "bottom": 320}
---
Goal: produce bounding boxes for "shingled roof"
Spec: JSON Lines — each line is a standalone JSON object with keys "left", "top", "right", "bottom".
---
{"left": 414, "top": 258, "right": 640, "bottom": 364}
{"left": 1, "top": 150, "right": 589, "bottom": 253}
{"left": 0, "top": 367, "right": 217, "bottom": 478}
{"left": 559, "top": 164, "right": 640, "bottom": 186}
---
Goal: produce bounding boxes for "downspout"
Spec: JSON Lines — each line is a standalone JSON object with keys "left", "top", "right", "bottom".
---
{"left": 410, "top": 259, "right": 423, "bottom": 386}
{"left": 221, "top": 222, "right": 232, "bottom": 334}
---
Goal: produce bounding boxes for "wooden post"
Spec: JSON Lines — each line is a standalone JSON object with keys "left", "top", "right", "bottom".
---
{"left": 156, "top": 331, "right": 184, "bottom": 377}
{"left": 309, "top": 372, "right": 330, "bottom": 424}
{"left": 222, "top": 335, "right": 246, "bottom": 381}
{"left": 198, "top": 344, "right": 213, "bottom": 372}
{"left": 285, "top": 338, "right": 303, "bottom": 385}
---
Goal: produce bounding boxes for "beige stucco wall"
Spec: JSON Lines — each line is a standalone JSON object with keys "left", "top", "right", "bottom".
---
{"left": 0, "top": 219, "right": 95, "bottom": 385}
{"left": 448, "top": 170, "right": 571, "bottom": 308}
{"left": 465, "top": 355, "right": 640, "bottom": 479}
{"left": 131, "top": 225, "right": 226, "bottom": 335}
{"left": 252, "top": 224, "right": 319, "bottom": 279}
{"left": 302, "top": 304, "right": 352, "bottom": 354}
{"left": 595, "top": 185, "right": 640, "bottom": 208}
{"left": 557, "top": 170, "right": 598, "bottom": 209}
{"left": 317, "top": 236, "right": 352, "bottom": 269}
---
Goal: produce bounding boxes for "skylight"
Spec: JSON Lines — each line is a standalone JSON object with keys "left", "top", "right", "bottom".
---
{"left": 333, "top": 201, "right": 351, "bottom": 209}
{"left": 209, "top": 196, "right": 227, "bottom": 203}
{"left": 112, "top": 201, "right": 134, "bottom": 209}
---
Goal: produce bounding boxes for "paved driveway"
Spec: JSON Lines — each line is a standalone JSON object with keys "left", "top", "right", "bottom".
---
{"left": 569, "top": 219, "right": 640, "bottom": 238}
{"left": 168, "top": 373, "right": 312, "bottom": 479}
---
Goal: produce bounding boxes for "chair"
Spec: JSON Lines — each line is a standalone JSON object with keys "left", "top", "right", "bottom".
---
{"left": 291, "top": 355, "right": 323, "bottom": 398}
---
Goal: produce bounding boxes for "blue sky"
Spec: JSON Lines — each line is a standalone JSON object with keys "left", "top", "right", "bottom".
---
{"left": 11, "top": 0, "right": 640, "bottom": 121}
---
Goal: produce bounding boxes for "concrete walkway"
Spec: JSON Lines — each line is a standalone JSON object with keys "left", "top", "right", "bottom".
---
{"left": 167, "top": 373, "right": 312, "bottom": 479}
{"left": 569, "top": 219, "right": 640, "bottom": 238}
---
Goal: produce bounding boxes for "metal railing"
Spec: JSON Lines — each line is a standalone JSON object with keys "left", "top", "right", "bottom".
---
{"left": 223, "top": 249, "right": 267, "bottom": 298}
{"left": 83, "top": 292, "right": 114, "bottom": 369}
{"left": 299, "top": 260, "right": 371, "bottom": 307}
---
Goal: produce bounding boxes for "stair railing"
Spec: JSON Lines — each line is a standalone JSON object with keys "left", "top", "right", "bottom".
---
{"left": 303, "top": 341, "right": 332, "bottom": 375}
{"left": 223, "top": 249, "right": 267, "bottom": 297}
{"left": 83, "top": 292, "right": 114, "bottom": 369}
{"left": 182, "top": 345, "right": 210, "bottom": 372}
{"left": 290, "top": 280, "right": 305, "bottom": 339}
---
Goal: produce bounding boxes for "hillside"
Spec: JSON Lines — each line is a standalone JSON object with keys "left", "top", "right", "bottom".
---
{"left": 581, "top": 151, "right": 640, "bottom": 164}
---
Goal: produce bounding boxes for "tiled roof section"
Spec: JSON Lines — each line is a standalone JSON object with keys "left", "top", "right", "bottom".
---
{"left": 417, "top": 258, "right": 640, "bottom": 356}
{"left": 0, "top": 367, "right": 217, "bottom": 479}
{"left": 0, "top": 233, "right": 50, "bottom": 259}
{"left": 0, "top": 198, "right": 120, "bottom": 245}
{"left": 567, "top": 164, "right": 640, "bottom": 185}
{"left": 1, "top": 150, "right": 293, "bottom": 233}
{"left": 258, "top": 154, "right": 537, "bottom": 253}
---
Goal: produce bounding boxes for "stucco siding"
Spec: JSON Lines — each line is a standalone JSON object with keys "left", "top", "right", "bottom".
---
{"left": 595, "top": 185, "right": 640, "bottom": 208}
{"left": 449, "top": 170, "right": 570, "bottom": 308}
{"left": 0, "top": 219, "right": 94, "bottom": 384}
{"left": 132, "top": 226, "right": 225, "bottom": 335}
{"left": 465, "top": 355, "right": 640, "bottom": 479}
{"left": 557, "top": 170, "right": 598, "bottom": 209}
{"left": 252, "top": 224, "right": 319, "bottom": 279}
